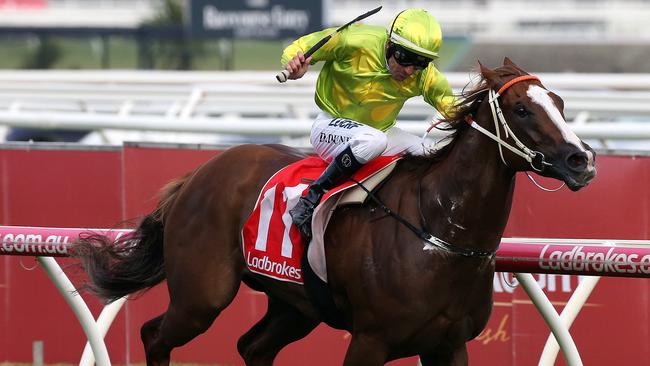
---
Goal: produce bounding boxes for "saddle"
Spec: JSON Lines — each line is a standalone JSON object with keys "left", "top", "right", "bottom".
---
{"left": 242, "top": 155, "right": 401, "bottom": 284}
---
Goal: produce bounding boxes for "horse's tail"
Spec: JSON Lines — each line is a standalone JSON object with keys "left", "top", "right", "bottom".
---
{"left": 74, "top": 175, "right": 189, "bottom": 303}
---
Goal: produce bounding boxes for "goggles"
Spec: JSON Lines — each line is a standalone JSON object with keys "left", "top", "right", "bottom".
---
{"left": 391, "top": 43, "right": 434, "bottom": 70}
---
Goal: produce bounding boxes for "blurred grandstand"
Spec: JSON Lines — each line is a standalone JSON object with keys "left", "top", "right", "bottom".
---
{"left": 1, "top": 0, "right": 650, "bottom": 149}
{"left": 3, "top": 0, "right": 650, "bottom": 72}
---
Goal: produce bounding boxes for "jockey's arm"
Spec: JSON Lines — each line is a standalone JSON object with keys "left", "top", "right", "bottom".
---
{"left": 419, "top": 66, "right": 458, "bottom": 120}
{"left": 280, "top": 27, "right": 344, "bottom": 80}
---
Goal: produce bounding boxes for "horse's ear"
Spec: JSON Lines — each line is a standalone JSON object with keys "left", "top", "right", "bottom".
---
{"left": 478, "top": 61, "right": 491, "bottom": 76}
{"left": 503, "top": 57, "right": 527, "bottom": 74}
{"left": 478, "top": 61, "right": 498, "bottom": 83}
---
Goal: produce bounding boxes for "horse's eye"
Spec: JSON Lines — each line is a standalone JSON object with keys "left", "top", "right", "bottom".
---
{"left": 514, "top": 106, "right": 530, "bottom": 118}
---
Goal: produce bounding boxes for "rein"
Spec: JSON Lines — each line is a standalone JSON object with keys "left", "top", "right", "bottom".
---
{"left": 367, "top": 76, "right": 567, "bottom": 258}
{"left": 351, "top": 178, "right": 496, "bottom": 259}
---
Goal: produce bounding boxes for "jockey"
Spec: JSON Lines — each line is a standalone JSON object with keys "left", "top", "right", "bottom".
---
{"left": 282, "top": 8, "right": 457, "bottom": 239}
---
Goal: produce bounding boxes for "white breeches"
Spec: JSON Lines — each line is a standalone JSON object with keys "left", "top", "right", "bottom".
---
{"left": 310, "top": 112, "right": 429, "bottom": 163}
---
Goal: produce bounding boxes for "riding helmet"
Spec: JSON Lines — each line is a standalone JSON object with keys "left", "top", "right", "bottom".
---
{"left": 388, "top": 8, "right": 442, "bottom": 59}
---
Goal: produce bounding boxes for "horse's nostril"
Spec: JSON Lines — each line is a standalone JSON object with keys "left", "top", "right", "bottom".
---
{"left": 566, "top": 152, "right": 588, "bottom": 172}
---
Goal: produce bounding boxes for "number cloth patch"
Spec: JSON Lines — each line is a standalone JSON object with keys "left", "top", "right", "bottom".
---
{"left": 241, "top": 156, "right": 400, "bottom": 284}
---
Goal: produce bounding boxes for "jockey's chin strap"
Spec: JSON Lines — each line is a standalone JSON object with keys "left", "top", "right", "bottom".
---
{"left": 465, "top": 75, "right": 552, "bottom": 173}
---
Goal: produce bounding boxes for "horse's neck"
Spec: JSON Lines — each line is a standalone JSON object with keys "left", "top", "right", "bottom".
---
{"left": 419, "top": 119, "right": 516, "bottom": 252}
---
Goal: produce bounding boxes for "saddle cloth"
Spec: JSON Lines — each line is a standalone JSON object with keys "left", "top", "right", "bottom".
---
{"left": 241, "top": 155, "right": 401, "bottom": 284}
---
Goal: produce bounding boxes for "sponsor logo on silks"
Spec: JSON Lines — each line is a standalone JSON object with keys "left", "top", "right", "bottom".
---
{"left": 246, "top": 252, "right": 302, "bottom": 281}
{"left": 328, "top": 118, "right": 362, "bottom": 129}
{"left": 319, "top": 132, "right": 351, "bottom": 144}
{"left": 538, "top": 245, "right": 650, "bottom": 275}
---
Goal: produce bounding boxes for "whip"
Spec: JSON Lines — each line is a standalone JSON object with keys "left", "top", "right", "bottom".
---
{"left": 276, "top": 6, "right": 382, "bottom": 82}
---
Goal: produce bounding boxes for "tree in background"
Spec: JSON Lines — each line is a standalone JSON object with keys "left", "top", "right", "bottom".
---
{"left": 21, "top": 36, "right": 61, "bottom": 69}
{"left": 142, "top": 0, "right": 203, "bottom": 70}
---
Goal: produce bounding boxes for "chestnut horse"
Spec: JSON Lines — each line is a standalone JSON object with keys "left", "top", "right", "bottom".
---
{"left": 75, "top": 59, "right": 596, "bottom": 366}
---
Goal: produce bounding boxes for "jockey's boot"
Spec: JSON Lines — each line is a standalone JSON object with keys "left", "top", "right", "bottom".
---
{"left": 290, "top": 146, "right": 363, "bottom": 240}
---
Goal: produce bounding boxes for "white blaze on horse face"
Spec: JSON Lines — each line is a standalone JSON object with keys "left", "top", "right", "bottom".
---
{"left": 526, "top": 85, "right": 584, "bottom": 150}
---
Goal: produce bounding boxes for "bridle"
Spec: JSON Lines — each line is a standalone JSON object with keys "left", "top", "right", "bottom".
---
{"left": 464, "top": 75, "right": 551, "bottom": 172}
{"left": 463, "top": 75, "right": 565, "bottom": 192}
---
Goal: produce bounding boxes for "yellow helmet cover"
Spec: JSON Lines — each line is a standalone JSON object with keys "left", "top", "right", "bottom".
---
{"left": 389, "top": 9, "right": 442, "bottom": 59}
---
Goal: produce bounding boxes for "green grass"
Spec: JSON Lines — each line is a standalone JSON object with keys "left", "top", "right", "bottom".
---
{"left": 0, "top": 35, "right": 469, "bottom": 71}
{"left": 0, "top": 36, "right": 36, "bottom": 68}
{"left": 0, "top": 35, "right": 133, "bottom": 69}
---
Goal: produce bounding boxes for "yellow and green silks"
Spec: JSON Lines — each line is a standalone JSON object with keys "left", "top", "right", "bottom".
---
{"left": 281, "top": 24, "right": 456, "bottom": 131}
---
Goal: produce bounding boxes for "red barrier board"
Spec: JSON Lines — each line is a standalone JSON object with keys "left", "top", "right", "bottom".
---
{"left": 0, "top": 146, "right": 123, "bottom": 363}
{"left": 1, "top": 144, "right": 649, "bottom": 365}
{"left": 0, "top": 0, "right": 47, "bottom": 8}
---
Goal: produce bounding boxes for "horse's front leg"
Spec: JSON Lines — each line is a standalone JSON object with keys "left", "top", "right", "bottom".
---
{"left": 343, "top": 333, "right": 389, "bottom": 366}
{"left": 419, "top": 344, "right": 468, "bottom": 366}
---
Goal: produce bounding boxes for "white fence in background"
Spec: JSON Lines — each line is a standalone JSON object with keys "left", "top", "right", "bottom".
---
{"left": 1, "top": 70, "right": 650, "bottom": 148}
{"left": 335, "top": 0, "right": 650, "bottom": 39}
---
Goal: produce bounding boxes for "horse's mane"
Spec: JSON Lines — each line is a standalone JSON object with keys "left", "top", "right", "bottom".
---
{"left": 402, "top": 64, "right": 524, "bottom": 171}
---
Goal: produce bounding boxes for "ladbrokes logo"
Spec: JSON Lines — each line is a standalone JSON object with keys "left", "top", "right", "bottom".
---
{"left": 538, "top": 244, "right": 650, "bottom": 275}
{"left": 247, "top": 252, "right": 302, "bottom": 281}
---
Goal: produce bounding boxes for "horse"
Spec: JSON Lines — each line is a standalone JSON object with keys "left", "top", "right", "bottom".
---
{"left": 74, "top": 58, "right": 596, "bottom": 366}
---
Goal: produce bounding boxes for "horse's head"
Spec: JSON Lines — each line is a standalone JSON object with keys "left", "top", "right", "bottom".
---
{"left": 475, "top": 58, "right": 596, "bottom": 191}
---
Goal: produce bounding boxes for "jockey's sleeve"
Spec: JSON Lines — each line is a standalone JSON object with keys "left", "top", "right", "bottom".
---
{"left": 280, "top": 27, "right": 345, "bottom": 67}
{"left": 419, "top": 66, "right": 458, "bottom": 119}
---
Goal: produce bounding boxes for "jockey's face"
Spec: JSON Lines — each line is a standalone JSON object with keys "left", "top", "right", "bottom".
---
{"left": 386, "top": 42, "right": 430, "bottom": 81}
{"left": 387, "top": 55, "right": 417, "bottom": 81}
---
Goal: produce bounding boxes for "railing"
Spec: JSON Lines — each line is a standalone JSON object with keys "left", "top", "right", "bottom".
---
{"left": 1, "top": 71, "right": 650, "bottom": 147}
{"left": 4, "top": 225, "right": 650, "bottom": 366}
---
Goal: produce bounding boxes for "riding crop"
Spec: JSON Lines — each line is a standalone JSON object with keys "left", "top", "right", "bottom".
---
{"left": 275, "top": 6, "right": 382, "bottom": 83}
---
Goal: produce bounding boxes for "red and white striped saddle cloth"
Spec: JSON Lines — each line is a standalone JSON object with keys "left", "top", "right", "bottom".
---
{"left": 241, "top": 156, "right": 401, "bottom": 284}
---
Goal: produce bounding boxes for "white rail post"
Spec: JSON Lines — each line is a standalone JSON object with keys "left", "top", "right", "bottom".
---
{"left": 538, "top": 276, "right": 601, "bottom": 365}
{"left": 79, "top": 297, "right": 127, "bottom": 366}
{"left": 514, "top": 273, "right": 583, "bottom": 366}
{"left": 37, "top": 257, "right": 112, "bottom": 366}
